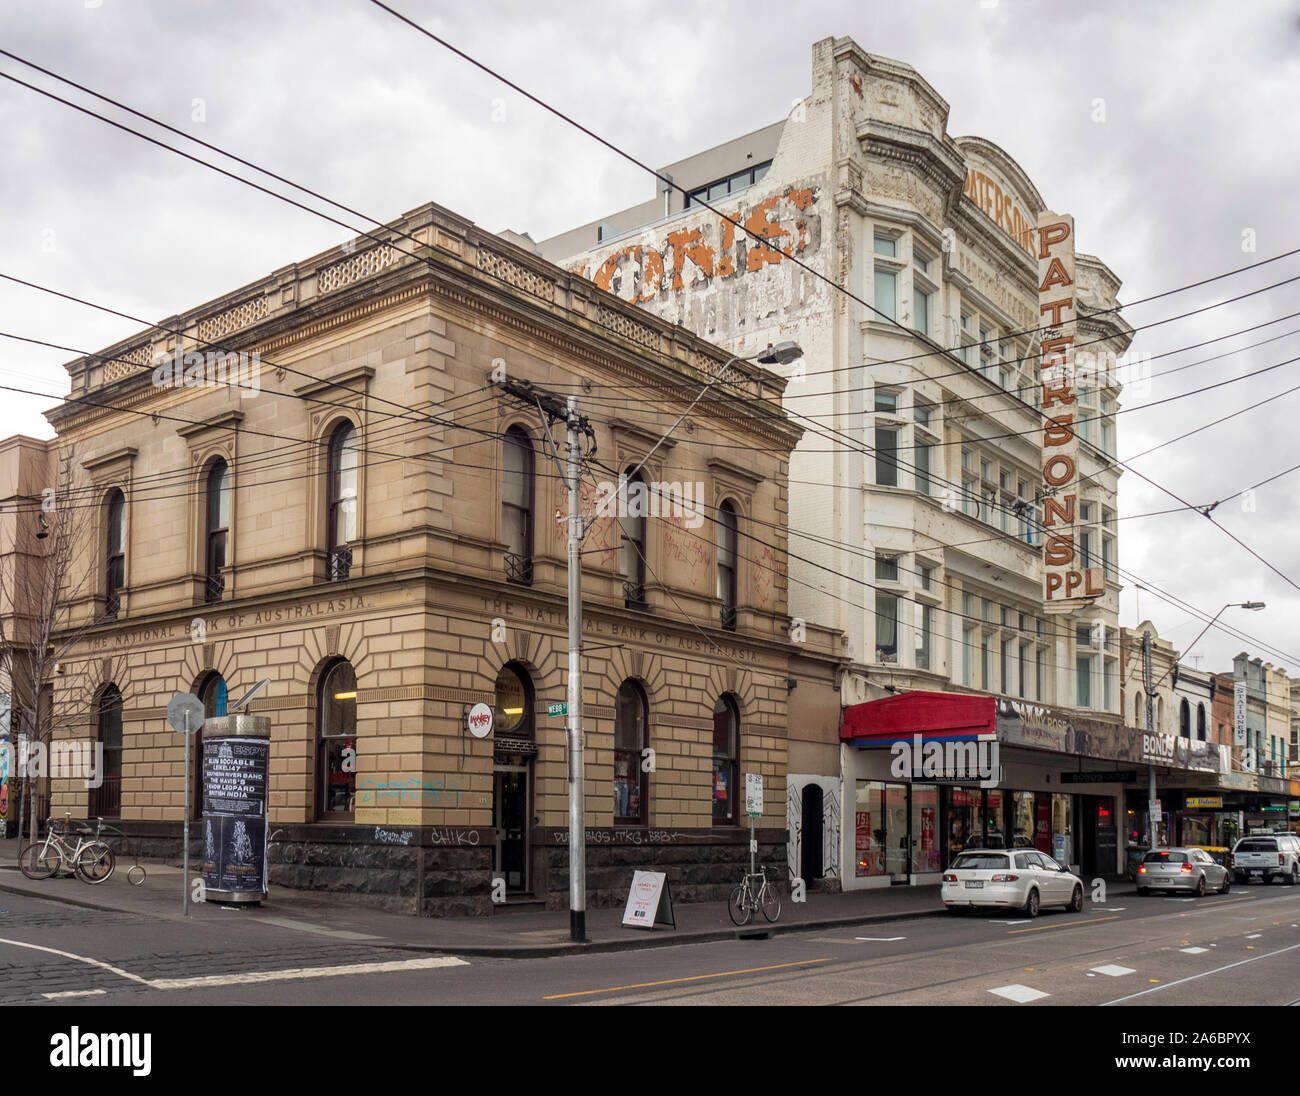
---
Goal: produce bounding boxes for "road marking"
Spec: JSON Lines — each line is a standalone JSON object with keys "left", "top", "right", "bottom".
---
{"left": 1007, "top": 916, "right": 1120, "bottom": 935}
{"left": 1093, "top": 907, "right": 1127, "bottom": 912}
{"left": 0, "top": 937, "right": 150, "bottom": 985}
{"left": 1090, "top": 964, "right": 1135, "bottom": 977}
{"left": 255, "top": 915, "right": 381, "bottom": 941}
{"left": 988, "top": 920, "right": 1031, "bottom": 925}
{"left": 149, "top": 956, "right": 468, "bottom": 990}
{"left": 42, "top": 989, "right": 108, "bottom": 999}
{"left": 1246, "top": 933, "right": 1262, "bottom": 939}
{"left": 542, "top": 958, "right": 834, "bottom": 1000}
{"left": 1103, "top": 942, "right": 1300, "bottom": 1005}
{"left": 854, "top": 936, "right": 904, "bottom": 942}
{"left": 1180, "top": 946, "right": 1209, "bottom": 954}
{"left": 989, "top": 983, "right": 1049, "bottom": 1003}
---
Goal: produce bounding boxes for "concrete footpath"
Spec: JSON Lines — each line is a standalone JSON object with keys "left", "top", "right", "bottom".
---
{"left": 0, "top": 837, "right": 1131, "bottom": 958}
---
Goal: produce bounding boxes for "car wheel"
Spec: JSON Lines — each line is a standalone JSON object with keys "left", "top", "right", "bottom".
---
{"left": 1023, "top": 888, "right": 1039, "bottom": 918}
{"left": 1220, "top": 874, "right": 1231, "bottom": 894}
{"left": 1195, "top": 875, "right": 1206, "bottom": 897}
{"left": 1289, "top": 865, "right": 1299, "bottom": 886}
{"left": 1069, "top": 884, "right": 1083, "bottom": 913}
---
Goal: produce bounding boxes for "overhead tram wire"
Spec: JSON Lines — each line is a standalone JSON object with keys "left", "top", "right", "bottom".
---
{"left": 6, "top": 51, "right": 1298, "bottom": 603}
{"left": 4, "top": 46, "right": 1300, "bottom": 401}
{"left": 363, "top": 0, "right": 1300, "bottom": 593}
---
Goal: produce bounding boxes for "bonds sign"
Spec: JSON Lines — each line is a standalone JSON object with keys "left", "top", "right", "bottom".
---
{"left": 1038, "top": 211, "right": 1103, "bottom": 610}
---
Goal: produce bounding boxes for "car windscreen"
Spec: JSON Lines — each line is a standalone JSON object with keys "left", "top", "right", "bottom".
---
{"left": 951, "top": 854, "right": 1009, "bottom": 870}
{"left": 1235, "top": 839, "right": 1277, "bottom": 853}
{"left": 1142, "top": 851, "right": 1187, "bottom": 864}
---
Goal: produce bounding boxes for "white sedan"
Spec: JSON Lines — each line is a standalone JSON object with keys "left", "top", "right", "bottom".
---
{"left": 941, "top": 849, "right": 1084, "bottom": 917}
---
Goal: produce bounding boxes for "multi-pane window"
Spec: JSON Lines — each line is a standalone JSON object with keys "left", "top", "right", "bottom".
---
{"left": 205, "top": 459, "right": 230, "bottom": 603}
{"left": 685, "top": 161, "right": 771, "bottom": 207}
{"left": 318, "top": 660, "right": 358, "bottom": 818}
{"left": 501, "top": 427, "right": 534, "bottom": 582}
{"left": 1076, "top": 656, "right": 1093, "bottom": 708}
{"left": 874, "top": 267, "right": 897, "bottom": 320}
{"left": 876, "top": 427, "right": 898, "bottom": 487}
{"left": 915, "top": 287, "right": 931, "bottom": 336}
{"left": 614, "top": 680, "right": 649, "bottom": 825}
{"left": 875, "top": 389, "right": 899, "bottom": 413}
{"left": 915, "top": 603, "right": 933, "bottom": 670}
{"left": 875, "top": 592, "right": 899, "bottom": 663}
{"left": 914, "top": 402, "right": 933, "bottom": 428}
{"left": 915, "top": 442, "right": 932, "bottom": 495}
{"left": 620, "top": 469, "right": 648, "bottom": 606}
{"left": 328, "top": 422, "right": 358, "bottom": 581}
{"left": 105, "top": 489, "right": 125, "bottom": 618}
{"left": 92, "top": 685, "right": 122, "bottom": 819}
{"left": 712, "top": 695, "right": 740, "bottom": 824}
{"left": 918, "top": 563, "right": 933, "bottom": 591}
{"left": 875, "top": 554, "right": 899, "bottom": 582}
{"left": 962, "top": 624, "right": 975, "bottom": 686}
{"left": 1079, "top": 502, "right": 1094, "bottom": 569}
{"left": 874, "top": 235, "right": 897, "bottom": 257}
{"left": 717, "top": 500, "right": 738, "bottom": 630}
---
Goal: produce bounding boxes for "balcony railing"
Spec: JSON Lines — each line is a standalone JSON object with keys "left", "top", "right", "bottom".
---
{"left": 720, "top": 604, "right": 737, "bottom": 631}
{"left": 504, "top": 553, "right": 533, "bottom": 586}
{"left": 328, "top": 546, "right": 353, "bottom": 582}
{"left": 623, "top": 580, "right": 647, "bottom": 610}
{"left": 204, "top": 573, "right": 225, "bottom": 603}
{"left": 104, "top": 593, "right": 120, "bottom": 621}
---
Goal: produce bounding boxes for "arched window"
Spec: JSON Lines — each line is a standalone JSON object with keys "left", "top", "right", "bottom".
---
{"left": 614, "top": 680, "right": 648, "bottom": 825}
{"left": 494, "top": 662, "right": 534, "bottom": 740}
{"left": 502, "top": 427, "right": 534, "bottom": 585}
{"left": 1197, "top": 703, "right": 1207, "bottom": 741}
{"left": 195, "top": 673, "right": 227, "bottom": 818}
{"left": 317, "top": 660, "right": 357, "bottom": 819}
{"left": 205, "top": 459, "right": 230, "bottom": 602}
{"left": 620, "top": 469, "right": 648, "bottom": 608}
{"left": 718, "top": 500, "right": 738, "bottom": 630}
{"left": 105, "top": 489, "right": 125, "bottom": 619}
{"left": 1179, "top": 698, "right": 1191, "bottom": 738}
{"left": 1133, "top": 691, "right": 1144, "bottom": 727}
{"left": 712, "top": 695, "right": 740, "bottom": 825}
{"left": 327, "top": 422, "right": 358, "bottom": 581}
{"left": 92, "top": 685, "right": 122, "bottom": 819}
{"left": 1156, "top": 696, "right": 1164, "bottom": 734}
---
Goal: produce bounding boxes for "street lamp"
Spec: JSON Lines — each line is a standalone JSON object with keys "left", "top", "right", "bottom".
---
{"left": 1144, "top": 600, "right": 1265, "bottom": 850}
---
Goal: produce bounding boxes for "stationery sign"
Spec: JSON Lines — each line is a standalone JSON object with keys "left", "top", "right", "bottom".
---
{"left": 745, "top": 773, "right": 764, "bottom": 817}
{"left": 621, "top": 870, "right": 675, "bottom": 930}
{"left": 1038, "top": 210, "right": 1104, "bottom": 610}
{"left": 1233, "top": 682, "right": 1247, "bottom": 746}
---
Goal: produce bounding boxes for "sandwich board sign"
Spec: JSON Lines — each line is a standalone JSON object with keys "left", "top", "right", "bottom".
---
{"left": 621, "top": 870, "right": 676, "bottom": 930}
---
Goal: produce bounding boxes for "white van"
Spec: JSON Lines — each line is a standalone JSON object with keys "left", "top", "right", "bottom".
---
{"left": 1231, "top": 834, "right": 1300, "bottom": 884}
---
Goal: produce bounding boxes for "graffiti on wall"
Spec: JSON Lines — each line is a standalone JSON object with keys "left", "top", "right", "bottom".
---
{"left": 357, "top": 775, "right": 468, "bottom": 807}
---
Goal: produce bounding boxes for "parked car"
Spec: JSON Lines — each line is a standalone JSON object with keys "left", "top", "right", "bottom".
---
{"left": 1135, "top": 848, "right": 1229, "bottom": 896}
{"left": 941, "top": 849, "right": 1084, "bottom": 917}
{"left": 1187, "top": 845, "right": 1231, "bottom": 869}
{"left": 1230, "top": 834, "right": 1300, "bottom": 885}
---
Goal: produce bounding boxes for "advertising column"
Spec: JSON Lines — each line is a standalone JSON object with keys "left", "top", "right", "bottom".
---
{"left": 201, "top": 714, "right": 271, "bottom": 904}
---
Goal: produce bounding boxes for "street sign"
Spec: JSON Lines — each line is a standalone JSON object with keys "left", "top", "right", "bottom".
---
{"left": 745, "top": 773, "right": 763, "bottom": 817}
{"left": 547, "top": 701, "right": 567, "bottom": 717}
{"left": 1149, "top": 799, "right": 1162, "bottom": 815}
{"left": 466, "top": 702, "right": 493, "bottom": 739}
{"left": 166, "top": 693, "right": 204, "bottom": 734}
{"left": 1061, "top": 770, "right": 1138, "bottom": 784}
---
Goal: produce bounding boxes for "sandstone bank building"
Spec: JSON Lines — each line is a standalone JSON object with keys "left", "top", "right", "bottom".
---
{"left": 27, "top": 203, "right": 841, "bottom": 915}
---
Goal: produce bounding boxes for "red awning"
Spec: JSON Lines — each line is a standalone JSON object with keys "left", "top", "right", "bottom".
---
{"left": 840, "top": 691, "right": 996, "bottom": 745}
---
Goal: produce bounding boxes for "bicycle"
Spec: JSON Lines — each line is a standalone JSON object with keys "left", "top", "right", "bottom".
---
{"left": 18, "top": 815, "right": 118, "bottom": 885}
{"left": 728, "top": 865, "right": 781, "bottom": 926}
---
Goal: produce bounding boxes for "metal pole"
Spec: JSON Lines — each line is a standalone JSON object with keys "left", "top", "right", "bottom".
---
{"left": 1143, "top": 630, "right": 1157, "bottom": 849}
{"left": 183, "top": 710, "right": 190, "bottom": 916}
{"left": 565, "top": 395, "right": 586, "bottom": 943}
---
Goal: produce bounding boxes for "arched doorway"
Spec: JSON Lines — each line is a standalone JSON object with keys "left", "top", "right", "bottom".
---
{"left": 801, "top": 784, "right": 824, "bottom": 887}
{"left": 493, "top": 662, "right": 535, "bottom": 895}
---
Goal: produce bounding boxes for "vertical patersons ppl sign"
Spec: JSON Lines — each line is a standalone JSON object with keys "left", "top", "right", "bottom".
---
{"left": 1038, "top": 210, "right": 1103, "bottom": 609}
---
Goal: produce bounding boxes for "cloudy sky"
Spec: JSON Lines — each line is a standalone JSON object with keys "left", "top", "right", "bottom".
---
{"left": 1, "top": 0, "right": 1298, "bottom": 675}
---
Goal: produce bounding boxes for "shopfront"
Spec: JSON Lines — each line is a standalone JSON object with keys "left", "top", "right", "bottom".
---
{"left": 840, "top": 692, "right": 1122, "bottom": 887}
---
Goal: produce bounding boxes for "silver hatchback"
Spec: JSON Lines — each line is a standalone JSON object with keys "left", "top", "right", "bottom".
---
{"left": 1136, "top": 847, "right": 1229, "bottom": 896}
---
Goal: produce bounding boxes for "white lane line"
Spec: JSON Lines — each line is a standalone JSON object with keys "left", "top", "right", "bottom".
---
{"left": 854, "top": 936, "right": 905, "bottom": 942}
{"left": 0, "top": 937, "right": 150, "bottom": 985}
{"left": 1179, "top": 946, "right": 1209, "bottom": 954}
{"left": 1246, "top": 933, "right": 1262, "bottom": 939}
{"left": 989, "top": 984, "right": 1049, "bottom": 1003}
{"left": 149, "top": 956, "right": 469, "bottom": 991}
{"left": 988, "top": 920, "right": 1031, "bottom": 925}
{"left": 42, "top": 989, "right": 108, "bottom": 1000}
{"left": 254, "top": 915, "right": 381, "bottom": 941}
{"left": 1093, "top": 908, "right": 1127, "bottom": 912}
{"left": 1090, "top": 964, "right": 1135, "bottom": 977}
{"left": 1103, "top": 942, "right": 1300, "bottom": 1005}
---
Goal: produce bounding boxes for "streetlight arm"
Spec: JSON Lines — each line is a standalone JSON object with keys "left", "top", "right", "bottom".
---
{"left": 1147, "top": 601, "right": 1264, "bottom": 692}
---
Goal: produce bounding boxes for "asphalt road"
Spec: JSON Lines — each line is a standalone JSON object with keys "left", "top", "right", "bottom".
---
{"left": 2, "top": 880, "right": 1297, "bottom": 1008}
